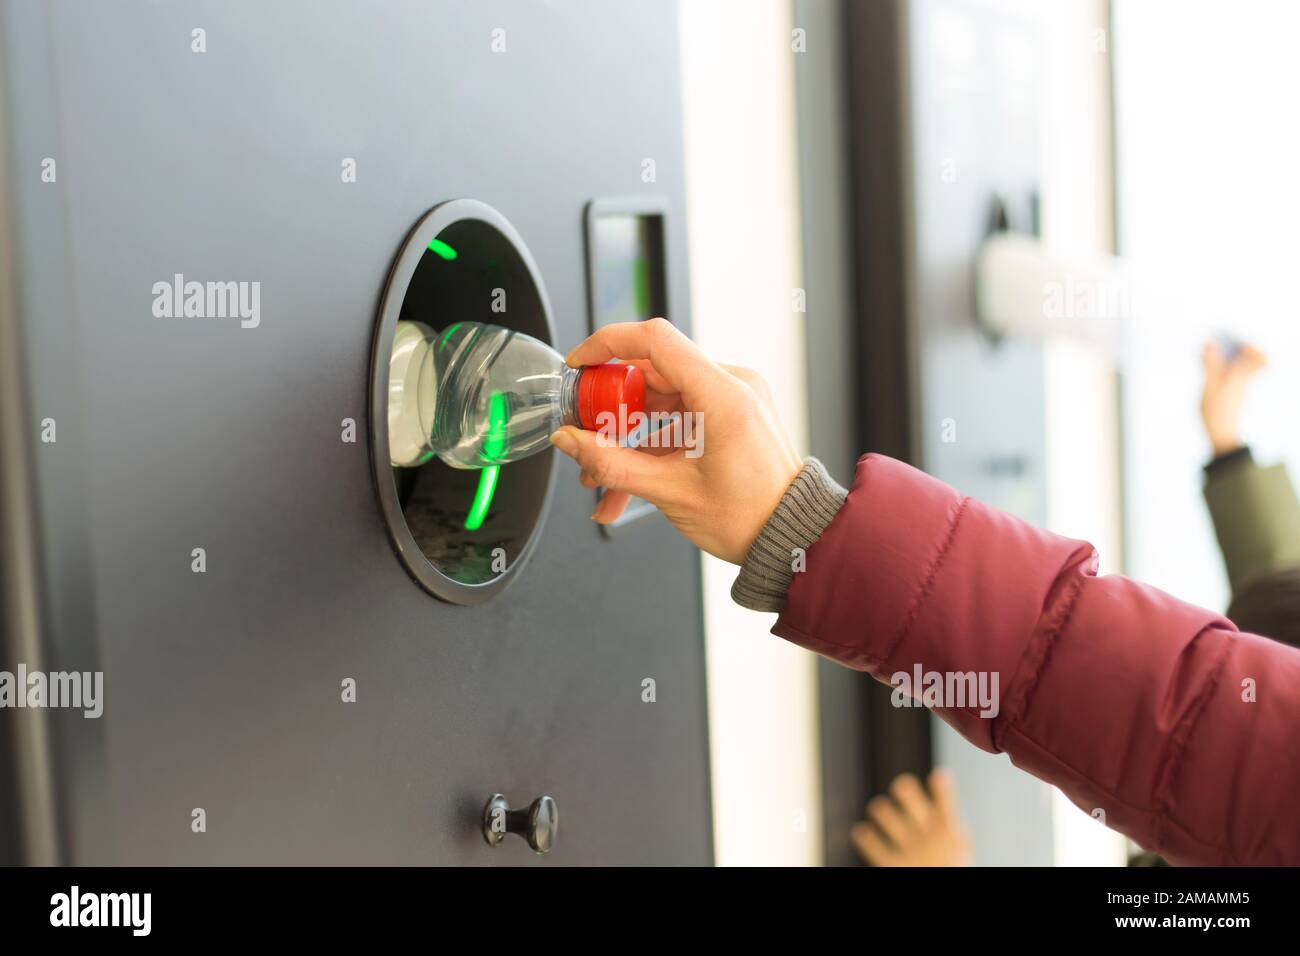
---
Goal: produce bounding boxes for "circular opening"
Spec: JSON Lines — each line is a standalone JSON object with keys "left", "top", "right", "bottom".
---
{"left": 370, "top": 201, "right": 557, "bottom": 604}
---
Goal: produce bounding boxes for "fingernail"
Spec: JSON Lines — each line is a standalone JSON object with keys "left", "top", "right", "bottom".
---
{"left": 550, "top": 428, "right": 578, "bottom": 457}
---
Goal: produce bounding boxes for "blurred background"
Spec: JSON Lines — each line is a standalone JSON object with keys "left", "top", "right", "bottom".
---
{"left": 687, "top": 0, "right": 1296, "bottom": 865}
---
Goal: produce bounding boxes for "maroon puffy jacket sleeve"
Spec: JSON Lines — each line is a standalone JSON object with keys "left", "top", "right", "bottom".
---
{"left": 775, "top": 454, "right": 1300, "bottom": 866}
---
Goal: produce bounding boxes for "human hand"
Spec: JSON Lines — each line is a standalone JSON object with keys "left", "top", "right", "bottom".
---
{"left": 1201, "top": 339, "right": 1267, "bottom": 456}
{"left": 548, "top": 318, "right": 803, "bottom": 565}
{"left": 850, "top": 769, "right": 972, "bottom": 867}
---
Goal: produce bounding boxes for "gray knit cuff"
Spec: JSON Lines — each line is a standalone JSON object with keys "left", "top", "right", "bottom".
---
{"left": 731, "top": 457, "right": 848, "bottom": 613}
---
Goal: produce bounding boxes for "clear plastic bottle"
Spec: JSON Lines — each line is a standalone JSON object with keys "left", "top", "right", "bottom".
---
{"left": 387, "top": 320, "right": 644, "bottom": 469}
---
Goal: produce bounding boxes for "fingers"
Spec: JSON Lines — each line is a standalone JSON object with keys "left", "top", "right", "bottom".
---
{"left": 864, "top": 794, "right": 915, "bottom": 848}
{"left": 566, "top": 318, "right": 719, "bottom": 400}
{"left": 644, "top": 388, "right": 686, "bottom": 418}
{"left": 1206, "top": 338, "right": 1268, "bottom": 378}
{"left": 626, "top": 358, "right": 680, "bottom": 398}
{"left": 550, "top": 426, "right": 675, "bottom": 503}
{"left": 1236, "top": 342, "right": 1268, "bottom": 373}
{"left": 850, "top": 821, "right": 897, "bottom": 867}
{"left": 927, "top": 768, "right": 961, "bottom": 823}
{"left": 890, "top": 773, "right": 934, "bottom": 831}
{"left": 856, "top": 771, "right": 967, "bottom": 867}
{"left": 593, "top": 490, "right": 632, "bottom": 524}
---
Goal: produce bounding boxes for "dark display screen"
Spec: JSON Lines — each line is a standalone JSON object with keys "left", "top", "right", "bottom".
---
{"left": 590, "top": 213, "right": 666, "bottom": 327}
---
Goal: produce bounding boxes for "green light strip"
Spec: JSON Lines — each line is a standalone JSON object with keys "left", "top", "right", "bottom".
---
{"left": 463, "top": 392, "right": 509, "bottom": 531}
{"left": 463, "top": 465, "right": 499, "bottom": 531}
{"left": 438, "top": 322, "right": 463, "bottom": 352}
{"left": 482, "top": 392, "right": 509, "bottom": 462}
{"left": 428, "top": 237, "right": 458, "bottom": 260}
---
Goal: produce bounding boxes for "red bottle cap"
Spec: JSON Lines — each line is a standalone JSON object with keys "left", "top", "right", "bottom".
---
{"left": 577, "top": 363, "right": 646, "bottom": 434}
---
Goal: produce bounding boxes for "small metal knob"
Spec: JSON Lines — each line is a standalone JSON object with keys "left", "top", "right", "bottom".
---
{"left": 481, "top": 793, "right": 558, "bottom": 854}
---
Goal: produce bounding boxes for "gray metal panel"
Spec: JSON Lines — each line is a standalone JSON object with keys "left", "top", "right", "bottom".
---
{"left": 793, "top": 0, "right": 858, "bottom": 489}
{"left": 0, "top": 0, "right": 110, "bottom": 865}
{"left": 3, "top": 0, "right": 711, "bottom": 864}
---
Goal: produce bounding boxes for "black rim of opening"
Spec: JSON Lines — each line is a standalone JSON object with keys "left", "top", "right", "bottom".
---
{"left": 368, "top": 199, "right": 559, "bottom": 605}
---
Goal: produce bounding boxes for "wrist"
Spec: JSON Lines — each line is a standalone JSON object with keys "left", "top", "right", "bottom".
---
{"left": 1210, "top": 432, "right": 1242, "bottom": 456}
{"left": 731, "top": 458, "right": 847, "bottom": 613}
{"left": 731, "top": 454, "right": 804, "bottom": 564}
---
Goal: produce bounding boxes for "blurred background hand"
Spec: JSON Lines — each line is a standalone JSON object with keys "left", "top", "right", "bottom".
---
{"left": 1201, "top": 339, "right": 1268, "bottom": 456}
{"left": 851, "top": 769, "right": 972, "bottom": 867}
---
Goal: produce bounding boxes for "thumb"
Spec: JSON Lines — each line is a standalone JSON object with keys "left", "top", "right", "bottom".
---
{"left": 549, "top": 426, "right": 674, "bottom": 502}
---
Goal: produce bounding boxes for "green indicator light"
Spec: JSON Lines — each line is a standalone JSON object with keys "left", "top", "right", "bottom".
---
{"left": 482, "top": 391, "right": 509, "bottom": 462}
{"left": 634, "top": 256, "right": 651, "bottom": 318}
{"left": 438, "top": 322, "right": 463, "bottom": 352}
{"left": 463, "top": 465, "right": 499, "bottom": 532}
{"left": 463, "top": 392, "right": 509, "bottom": 531}
{"left": 428, "top": 237, "right": 458, "bottom": 260}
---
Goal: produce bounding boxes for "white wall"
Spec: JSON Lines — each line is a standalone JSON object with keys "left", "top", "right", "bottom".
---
{"left": 1039, "top": 0, "right": 1128, "bottom": 867}
{"left": 1114, "top": 0, "right": 1300, "bottom": 613}
{"left": 677, "top": 0, "right": 822, "bottom": 866}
